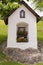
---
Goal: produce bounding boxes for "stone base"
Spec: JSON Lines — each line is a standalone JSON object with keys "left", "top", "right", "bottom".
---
{"left": 3, "top": 48, "right": 41, "bottom": 64}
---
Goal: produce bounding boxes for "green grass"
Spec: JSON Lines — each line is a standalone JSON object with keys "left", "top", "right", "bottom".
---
{"left": 34, "top": 63, "right": 43, "bottom": 65}
{"left": 37, "top": 21, "right": 43, "bottom": 41}
{"left": 0, "top": 62, "right": 43, "bottom": 65}
{"left": 0, "top": 51, "right": 11, "bottom": 61}
{"left": 0, "top": 20, "right": 8, "bottom": 44}
{"left": 0, "top": 61, "right": 27, "bottom": 65}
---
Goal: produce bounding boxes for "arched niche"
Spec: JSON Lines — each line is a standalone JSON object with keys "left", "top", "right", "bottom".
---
{"left": 16, "top": 22, "right": 28, "bottom": 42}
{"left": 20, "top": 10, "right": 25, "bottom": 18}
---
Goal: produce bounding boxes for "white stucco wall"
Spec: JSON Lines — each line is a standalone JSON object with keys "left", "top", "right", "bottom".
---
{"left": 7, "top": 5, "right": 37, "bottom": 49}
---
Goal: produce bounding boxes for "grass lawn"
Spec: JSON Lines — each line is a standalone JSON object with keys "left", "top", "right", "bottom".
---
{"left": 0, "top": 50, "right": 11, "bottom": 62}
{"left": 37, "top": 21, "right": 43, "bottom": 41}
{"left": 34, "top": 63, "right": 43, "bottom": 65}
{"left": 0, "top": 20, "right": 8, "bottom": 44}
{"left": 0, "top": 61, "right": 27, "bottom": 65}
{"left": 0, "top": 62, "right": 43, "bottom": 65}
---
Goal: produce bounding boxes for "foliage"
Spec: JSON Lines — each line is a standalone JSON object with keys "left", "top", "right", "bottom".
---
{"left": 37, "top": 21, "right": 43, "bottom": 41}
{"left": 2, "top": 0, "right": 29, "bottom": 4}
{"left": 2, "top": 0, "right": 22, "bottom": 4}
{"left": 0, "top": 2, "right": 20, "bottom": 19}
{"left": 33, "top": 0, "right": 43, "bottom": 11}
{"left": 0, "top": 20, "right": 7, "bottom": 44}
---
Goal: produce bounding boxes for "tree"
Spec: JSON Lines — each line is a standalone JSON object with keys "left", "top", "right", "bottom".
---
{"left": 2, "top": 0, "right": 22, "bottom": 4}
{"left": 0, "top": 2, "right": 20, "bottom": 19}
{"left": 33, "top": 0, "right": 43, "bottom": 11}
{"left": 2, "top": 0, "right": 29, "bottom": 4}
{"left": 0, "top": 0, "right": 29, "bottom": 19}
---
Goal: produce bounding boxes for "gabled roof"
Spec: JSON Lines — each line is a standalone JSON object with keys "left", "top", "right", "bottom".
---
{"left": 4, "top": 0, "right": 41, "bottom": 25}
